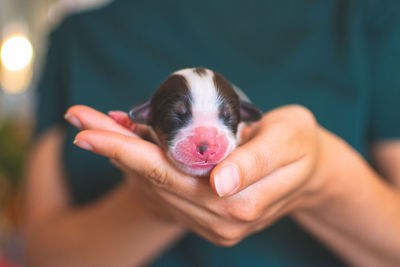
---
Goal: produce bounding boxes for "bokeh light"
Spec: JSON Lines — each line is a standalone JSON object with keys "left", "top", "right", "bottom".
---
{"left": 0, "top": 34, "right": 34, "bottom": 94}
{"left": 1, "top": 35, "right": 33, "bottom": 71}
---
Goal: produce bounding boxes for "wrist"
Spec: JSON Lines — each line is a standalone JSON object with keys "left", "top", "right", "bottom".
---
{"left": 297, "top": 127, "right": 362, "bottom": 212}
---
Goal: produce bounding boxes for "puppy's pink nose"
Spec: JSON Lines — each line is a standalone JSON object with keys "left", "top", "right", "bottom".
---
{"left": 197, "top": 140, "right": 220, "bottom": 159}
{"left": 191, "top": 126, "right": 226, "bottom": 161}
{"left": 198, "top": 141, "right": 209, "bottom": 154}
{"left": 173, "top": 126, "right": 230, "bottom": 166}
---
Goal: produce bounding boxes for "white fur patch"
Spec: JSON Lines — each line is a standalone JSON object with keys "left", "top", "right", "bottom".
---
{"left": 173, "top": 68, "right": 237, "bottom": 148}
{"left": 174, "top": 68, "right": 223, "bottom": 125}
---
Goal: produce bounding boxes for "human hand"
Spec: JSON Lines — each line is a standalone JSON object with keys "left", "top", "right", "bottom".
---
{"left": 66, "top": 104, "right": 331, "bottom": 246}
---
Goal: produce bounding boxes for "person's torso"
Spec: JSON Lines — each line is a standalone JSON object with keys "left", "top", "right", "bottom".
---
{"left": 58, "top": 1, "right": 373, "bottom": 265}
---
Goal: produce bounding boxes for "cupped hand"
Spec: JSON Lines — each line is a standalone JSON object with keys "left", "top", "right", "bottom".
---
{"left": 65, "top": 104, "right": 330, "bottom": 246}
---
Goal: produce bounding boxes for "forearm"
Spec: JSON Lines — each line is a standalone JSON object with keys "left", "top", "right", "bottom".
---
{"left": 25, "top": 183, "right": 185, "bottom": 267}
{"left": 293, "top": 129, "right": 400, "bottom": 267}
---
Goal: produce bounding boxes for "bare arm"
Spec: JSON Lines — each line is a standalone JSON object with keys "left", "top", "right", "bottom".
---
{"left": 293, "top": 130, "right": 400, "bottom": 267}
{"left": 70, "top": 105, "right": 400, "bottom": 267}
{"left": 30, "top": 105, "right": 400, "bottom": 267}
{"left": 23, "top": 126, "right": 184, "bottom": 267}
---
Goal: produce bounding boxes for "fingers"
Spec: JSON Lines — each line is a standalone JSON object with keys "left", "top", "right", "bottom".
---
{"left": 74, "top": 129, "right": 167, "bottom": 181}
{"left": 73, "top": 129, "right": 208, "bottom": 195}
{"left": 64, "top": 105, "right": 137, "bottom": 137}
{"left": 210, "top": 105, "right": 317, "bottom": 197}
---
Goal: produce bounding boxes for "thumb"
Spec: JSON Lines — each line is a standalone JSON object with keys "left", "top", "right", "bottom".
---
{"left": 210, "top": 123, "right": 303, "bottom": 197}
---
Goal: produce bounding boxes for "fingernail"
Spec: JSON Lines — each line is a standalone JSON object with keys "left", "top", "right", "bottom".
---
{"left": 214, "top": 164, "right": 240, "bottom": 197}
{"left": 64, "top": 113, "right": 82, "bottom": 129}
{"left": 73, "top": 139, "right": 93, "bottom": 151}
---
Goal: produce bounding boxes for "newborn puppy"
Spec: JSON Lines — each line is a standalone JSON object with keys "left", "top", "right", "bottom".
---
{"left": 112, "top": 68, "right": 262, "bottom": 176}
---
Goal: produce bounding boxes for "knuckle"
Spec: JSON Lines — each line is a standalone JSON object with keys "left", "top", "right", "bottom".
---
{"left": 251, "top": 148, "right": 268, "bottom": 170}
{"left": 110, "top": 135, "right": 129, "bottom": 161}
{"left": 145, "top": 166, "right": 169, "bottom": 187}
{"left": 227, "top": 199, "right": 263, "bottom": 222}
{"left": 213, "top": 238, "right": 241, "bottom": 247}
{"left": 288, "top": 105, "right": 316, "bottom": 125}
{"left": 110, "top": 147, "right": 121, "bottom": 162}
{"left": 211, "top": 223, "right": 244, "bottom": 243}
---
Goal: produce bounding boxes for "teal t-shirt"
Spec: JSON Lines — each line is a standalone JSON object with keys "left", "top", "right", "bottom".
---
{"left": 35, "top": 0, "right": 400, "bottom": 266}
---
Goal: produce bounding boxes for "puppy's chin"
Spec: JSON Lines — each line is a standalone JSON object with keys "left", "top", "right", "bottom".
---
{"left": 177, "top": 162, "right": 216, "bottom": 177}
{"left": 165, "top": 151, "right": 218, "bottom": 177}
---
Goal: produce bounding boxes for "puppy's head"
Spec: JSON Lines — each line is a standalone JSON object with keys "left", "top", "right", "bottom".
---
{"left": 129, "top": 68, "right": 262, "bottom": 176}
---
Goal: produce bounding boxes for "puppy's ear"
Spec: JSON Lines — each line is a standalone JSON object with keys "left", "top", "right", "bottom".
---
{"left": 128, "top": 100, "right": 152, "bottom": 125}
{"left": 239, "top": 100, "right": 263, "bottom": 122}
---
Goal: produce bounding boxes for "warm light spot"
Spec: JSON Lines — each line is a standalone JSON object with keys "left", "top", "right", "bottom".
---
{"left": 1, "top": 35, "right": 33, "bottom": 71}
{"left": 0, "top": 67, "right": 32, "bottom": 94}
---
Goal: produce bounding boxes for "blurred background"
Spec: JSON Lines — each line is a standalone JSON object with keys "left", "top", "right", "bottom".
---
{"left": 0, "top": 0, "right": 112, "bottom": 265}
